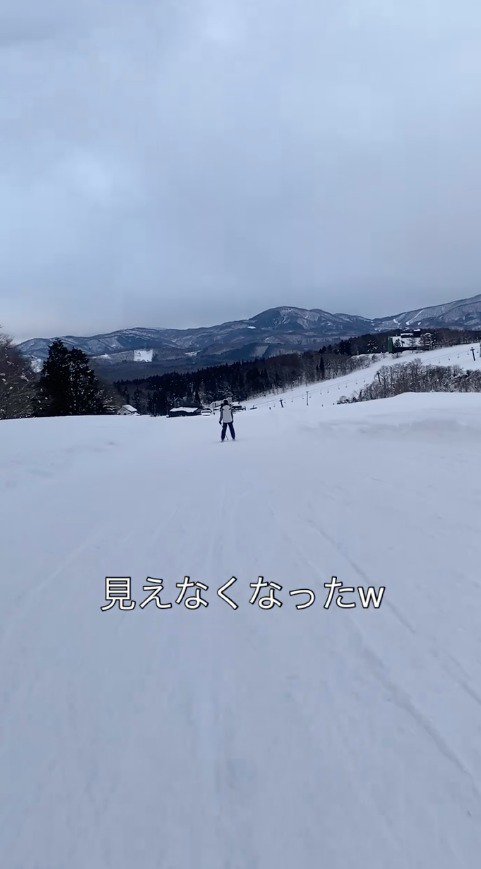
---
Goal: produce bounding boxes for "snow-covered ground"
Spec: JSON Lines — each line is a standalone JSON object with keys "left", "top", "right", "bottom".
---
{"left": 255, "top": 341, "right": 481, "bottom": 412}
{"left": 133, "top": 349, "right": 154, "bottom": 363}
{"left": 1, "top": 388, "right": 481, "bottom": 868}
{"left": 383, "top": 341, "right": 481, "bottom": 372}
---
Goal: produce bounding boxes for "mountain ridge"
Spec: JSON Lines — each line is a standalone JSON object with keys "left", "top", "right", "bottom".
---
{"left": 18, "top": 292, "right": 481, "bottom": 380}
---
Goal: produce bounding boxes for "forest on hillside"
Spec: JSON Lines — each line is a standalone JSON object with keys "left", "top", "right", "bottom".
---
{"left": 350, "top": 359, "right": 481, "bottom": 403}
{"left": 115, "top": 327, "right": 481, "bottom": 415}
{"left": 116, "top": 349, "right": 369, "bottom": 415}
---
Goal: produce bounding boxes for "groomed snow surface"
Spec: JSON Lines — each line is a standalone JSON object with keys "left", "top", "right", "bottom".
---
{"left": 258, "top": 341, "right": 481, "bottom": 412}
{"left": 1, "top": 380, "right": 481, "bottom": 867}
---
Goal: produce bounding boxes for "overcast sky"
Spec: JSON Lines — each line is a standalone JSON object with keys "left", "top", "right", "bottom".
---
{"left": 2, "top": 0, "right": 481, "bottom": 339}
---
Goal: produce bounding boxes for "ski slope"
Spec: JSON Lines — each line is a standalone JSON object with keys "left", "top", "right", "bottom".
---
{"left": 1, "top": 389, "right": 481, "bottom": 868}
{"left": 251, "top": 341, "right": 481, "bottom": 412}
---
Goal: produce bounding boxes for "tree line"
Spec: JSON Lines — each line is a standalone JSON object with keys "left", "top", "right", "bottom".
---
{"left": 116, "top": 350, "right": 370, "bottom": 415}
{"left": 346, "top": 359, "right": 481, "bottom": 404}
{"left": 2, "top": 324, "right": 481, "bottom": 420}
{"left": 115, "top": 328, "right": 481, "bottom": 416}
{"left": 0, "top": 333, "right": 119, "bottom": 420}
{"left": 323, "top": 327, "right": 481, "bottom": 357}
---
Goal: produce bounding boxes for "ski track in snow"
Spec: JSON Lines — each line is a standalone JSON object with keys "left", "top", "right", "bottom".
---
{"left": 1, "top": 378, "right": 481, "bottom": 868}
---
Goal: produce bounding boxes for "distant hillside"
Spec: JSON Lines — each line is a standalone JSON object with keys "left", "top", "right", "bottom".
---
{"left": 18, "top": 293, "right": 481, "bottom": 381}
{"left": 374, "top": 293, "right": 481, "bottom": 331}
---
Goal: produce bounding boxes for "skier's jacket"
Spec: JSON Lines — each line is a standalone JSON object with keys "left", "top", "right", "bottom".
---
{"left": 219, "top": 404, "right": 234, "bottom": 424}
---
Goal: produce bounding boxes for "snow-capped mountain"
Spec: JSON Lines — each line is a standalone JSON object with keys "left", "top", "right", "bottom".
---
{"left": 18, "top": 293, "right": 481, "bottom": 379}
{"left": 374, "top": 292, "right": 481, "bottom": 331}
{"left": 18, "top": 306, "right": 373, "bottom": 377}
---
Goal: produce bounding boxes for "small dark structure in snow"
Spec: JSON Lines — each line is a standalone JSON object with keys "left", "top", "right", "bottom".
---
{"left": 168, "top": 407, "right": 201, "bottom": 418}
{"left": 118, "top": 404, "right": 139, "bottom": 415}
{"left": 388, "top": 331, "right": 433, "bottom": 353}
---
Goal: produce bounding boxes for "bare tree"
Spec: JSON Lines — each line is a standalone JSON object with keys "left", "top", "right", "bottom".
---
{"left": 0, "top": 329, "right": 35, "bottom": 419}
{"left": 349, "top": 359, "right": 481, "bottom": 404}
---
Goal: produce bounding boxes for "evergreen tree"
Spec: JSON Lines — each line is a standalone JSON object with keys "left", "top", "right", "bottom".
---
{"left": 319, "top": 354, "right": 326, "bottom": 380}
{"left": 69, "top": 348, "right": 111, "bottom": 415}
{"left": 34, "top": 339, "right": 71, "bottom": 416}
{"left": 35, "top": 340, "right": 111, "bottom": 416}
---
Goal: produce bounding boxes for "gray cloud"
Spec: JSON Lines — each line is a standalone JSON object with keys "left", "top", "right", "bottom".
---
{"left": 1, "top": 0, "right": 481, "bottom": 338}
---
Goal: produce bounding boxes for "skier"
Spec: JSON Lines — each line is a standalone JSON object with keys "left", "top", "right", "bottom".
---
{"left": 219, "top": 399, "right": 236, "bottom": 441}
